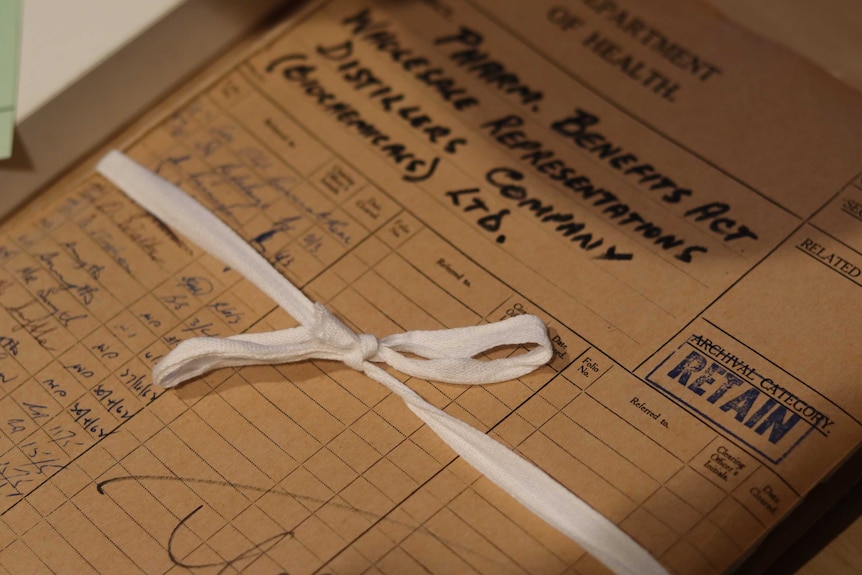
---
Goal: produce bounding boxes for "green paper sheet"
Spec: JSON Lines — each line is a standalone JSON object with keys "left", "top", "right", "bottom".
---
{"left": 0, "top": 0, "right": 21, "bottom": 160}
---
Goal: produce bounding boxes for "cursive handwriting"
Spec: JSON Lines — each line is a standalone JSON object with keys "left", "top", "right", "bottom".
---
{"left": 267, "top": 178, "right": 353, "bottom": 245}
{"left": 37, "top": 251, "right": 99, "bottom": 306}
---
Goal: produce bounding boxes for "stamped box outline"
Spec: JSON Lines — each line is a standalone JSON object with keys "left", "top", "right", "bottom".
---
{"left": 646, "top": 339, "right": 817, "bottom": 465}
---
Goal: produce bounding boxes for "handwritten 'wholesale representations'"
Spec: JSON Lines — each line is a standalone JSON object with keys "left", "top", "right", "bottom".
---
{"left": 0, "top": 1, "right": 860, "bottom": 574}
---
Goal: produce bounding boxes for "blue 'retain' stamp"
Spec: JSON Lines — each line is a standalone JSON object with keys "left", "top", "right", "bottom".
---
{"left": 646, "top": 334, "right": 827, "bottom": 464}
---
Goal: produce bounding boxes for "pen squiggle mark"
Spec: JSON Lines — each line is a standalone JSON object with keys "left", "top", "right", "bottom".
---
{"left": 97, "top": 474, "right": 506, "bottom": 574}
{"left": 170, "top": 504, "right": 293, "bottom": 575}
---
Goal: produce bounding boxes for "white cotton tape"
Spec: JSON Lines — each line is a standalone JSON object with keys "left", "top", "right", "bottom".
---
{"left": 96, "top": 150, "right": 669, "bottom": 575}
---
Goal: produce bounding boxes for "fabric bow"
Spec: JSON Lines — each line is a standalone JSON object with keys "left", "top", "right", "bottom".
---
{"left": 97, "top": 150, "right": 668, "bottom": 575}
{"left": 155, "top": 300, "right": 552, "bottom": 390}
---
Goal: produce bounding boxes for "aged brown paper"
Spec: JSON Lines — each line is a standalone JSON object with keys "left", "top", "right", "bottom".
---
{"left": 0, "top": 0, "right": 860, "bottom": 573}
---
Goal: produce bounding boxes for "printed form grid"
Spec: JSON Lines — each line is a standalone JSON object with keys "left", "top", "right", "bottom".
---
{"left": 0, "top": 20, "right": 806, "bottom": 575}
{"left": 0, "top": 77, "right": 571, "bottom": 574}
{"left": 208, "top": 58, "right": 791, "bottom": 574}
{"left": 132, "top": 128, "right": 569, "bottom": 573}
